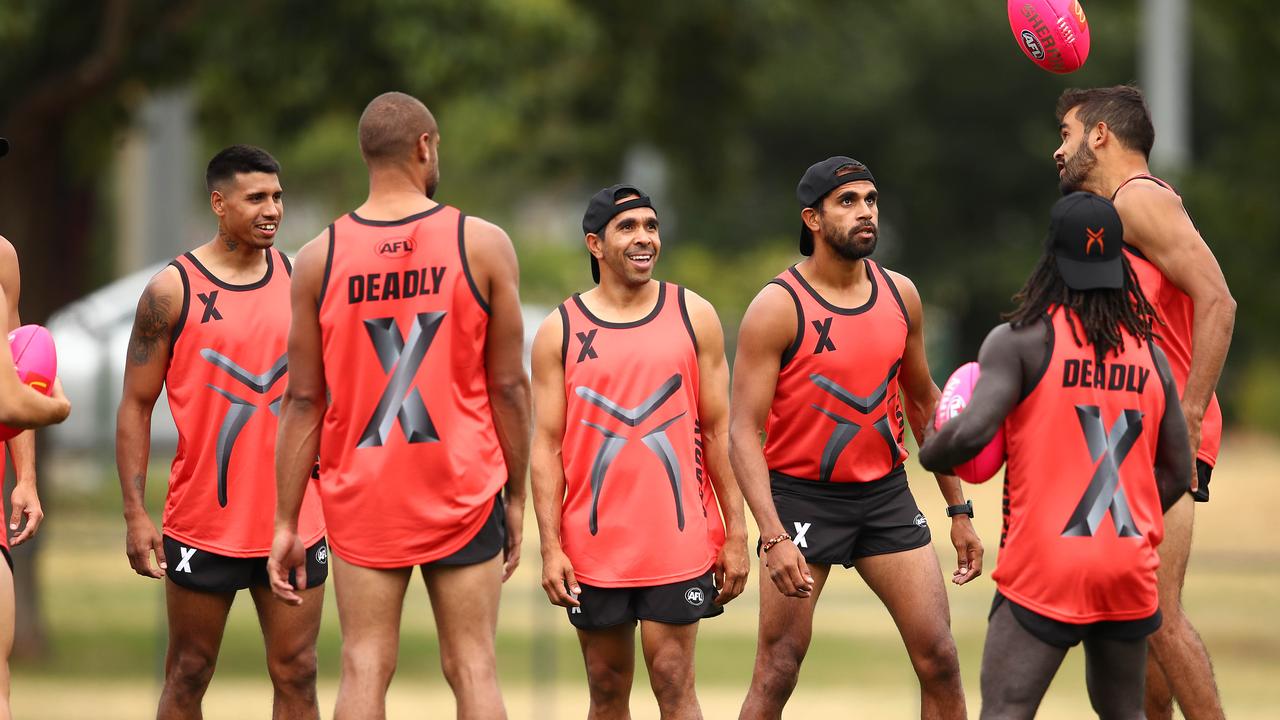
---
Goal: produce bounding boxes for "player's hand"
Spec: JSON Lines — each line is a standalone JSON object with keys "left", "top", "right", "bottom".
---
{"left": 124, "top": 513, "right": 166, "bottom": 579}
{"left": 267, "top": 526, "right": 307, "bottom": 606}
{"left": 501, "top": 495, "right": 524, "bottom": 582}
{"left": 763, "top": 539, "right": 814, "bottom": 598}
{"left": 949, "top": 516, "right": 983, "bottom": 585}
{"left": 49, "top": 377, "right": 71, "bottom": 423}
{"left": 540, "top": 548, "right": 581, "bottom": 608}
{"left": 1182, "top": 401, "right": 1202, "bottom": 492}
{"left": 713, "top": 536, "right": 750, "bottom": 606}
{"left": 8, "top": 481, "right": 43, "bottom": 547}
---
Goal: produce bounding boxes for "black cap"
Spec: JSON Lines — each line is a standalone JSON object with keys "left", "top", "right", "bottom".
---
{"left": 1049, "top": 192, "right": 1125, "bottom": 290}
{"left": 0, "top": 138, "right": 8, "bottom": 158}
{"left": 582, "top": 184, "right": 654, "bottom": 283}
{"left": 796, "top": 156, "right": 876, "bottom": 255}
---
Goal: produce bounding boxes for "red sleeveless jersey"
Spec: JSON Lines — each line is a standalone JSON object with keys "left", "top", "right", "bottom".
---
{"left": 996, "top": 308, "right": 1167, "bottom": 623}
{"left": 164, "top": 249, "right": 325, "bottom": 556}
{"left": 1114, "top": 175, "right": 1221, "bottom": 466}
{"left": 763, "top": 261, "right": 910, "bottom": 483}
{"left": 558, "top": 283, "right": 724, "bottom": 587}
{"left": 317, "top": 206, "right": 505, "bottom": 568}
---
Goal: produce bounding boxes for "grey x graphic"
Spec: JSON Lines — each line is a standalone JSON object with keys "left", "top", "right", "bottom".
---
{"left": 1061, "top": 405, "right": 1144, "bottom": 538}
{"left": 358, "top": 312, "right": 445, "bottom": 448}
{"left": 808, "top": 361, "right": 902, "bottom": 482}
{"left": 576, "top": 374, "right": 687, "bottom": 535}
{"left": 201, "top": 349, "right": 288, "bottom": 507}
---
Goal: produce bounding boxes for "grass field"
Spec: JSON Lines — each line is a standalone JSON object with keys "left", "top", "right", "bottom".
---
{"left": 13, "top": 435, "right": 1280, "bottom": 718}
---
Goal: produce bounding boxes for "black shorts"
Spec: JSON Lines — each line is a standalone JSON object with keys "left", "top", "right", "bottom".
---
{"left": 164, "top": 535, "right": 329, "bottom": 594}
{"left": 567, "top": 570, "right": 723, "bottom": 631}
{"left": 424, "top": 493, "right": 506, "bottom": 568}
{"left": 767, "top": 468, "right": 932, "bottom": 568}
{"left": 990, "top": 591, "right": 1162, "bottom": 649}
{"left": 1192, "top": 459, "right": 1212, "bottom": 503}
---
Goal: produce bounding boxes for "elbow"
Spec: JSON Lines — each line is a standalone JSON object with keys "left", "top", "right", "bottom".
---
{"left": 488, "top": 373, "right": 531, "bottom": 410}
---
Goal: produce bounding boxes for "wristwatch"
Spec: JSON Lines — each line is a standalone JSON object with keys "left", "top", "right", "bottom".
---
{"left": 945, "top": 500, "right": 974, "bottom": 518}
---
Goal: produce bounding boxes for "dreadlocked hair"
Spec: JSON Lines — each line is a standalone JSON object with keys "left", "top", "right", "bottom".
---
{"left": 1003, "top": 253, "right": 1160, "bottom": 365}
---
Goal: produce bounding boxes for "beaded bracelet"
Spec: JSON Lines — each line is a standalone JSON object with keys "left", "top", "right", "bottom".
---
{"left": 761, "top": 532, "right": 791, "bottom": 553}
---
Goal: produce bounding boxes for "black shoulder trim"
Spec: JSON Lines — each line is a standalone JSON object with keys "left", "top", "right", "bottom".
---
{"left": 677, "top": 285, "right": 699, "bottom": 354}
{"left": 874, "top": 261, "right": 911, "bottom": 332}
{"left": 348, "top": 204, "right": 445, "bottom": 226}
{"left": 279, "top": 249, "right": 293, "bottom": 276}
{"left": 571, "top": 282, "right": 666, "bottom": 329}
{"left": 557, "top": 303, "right": 570, "bottom": 370}
{"left": 459, "top": 213, "right": 490, "bottom": 315}
{"left": 788, "top": 262, "right": 878, "bottom": 315}
{"left": 168, "top": 259, "right": 191, "bottom": 349}
{"left": 184, "top": 250, "right": 274, "bottom": 291}
{"left": 1111, "top": 174, "right": 1175, "bottom": 200}
{"left": 318, "top": 224, "right": 335, "bottom": 309}
{"left": 1021, "top": 314, "right": 1055, "bottom": 401}
{"left": 769, "top": 278, "right": 805, "bottom": 370}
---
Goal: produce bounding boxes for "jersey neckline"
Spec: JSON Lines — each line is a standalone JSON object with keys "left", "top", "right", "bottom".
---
{"left": 571, "top": 282, "right": 667, "bottom": 329}
{"left": 788, "top": 261, "right": 878, "bottom": 315}
{"left": 183, "top": 249, "right": 275, "bottom": 292}
{"left": 348, "top": 204, "right": 445, "bottom": 227}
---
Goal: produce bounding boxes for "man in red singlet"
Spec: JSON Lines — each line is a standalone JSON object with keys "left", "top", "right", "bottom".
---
{"left": 0, "top": 137, "right": 72, "bottom": 720}
{"left": 531, "top": 185, "right": 749, "bottom": 718}
{"left": 1054, "top": 85, "right": 1232, "bottom": 720}
{"left": 117, "top": 145, "right": 327, "bottom": 719}
{"left": 268, "top": 92, "right": 530, "bottom": 720}
{"left": 921, "top": 192, "right": 1193, "bottom": 719}
{"left": 733, "top": 157, "right": 982, "bottom": 719}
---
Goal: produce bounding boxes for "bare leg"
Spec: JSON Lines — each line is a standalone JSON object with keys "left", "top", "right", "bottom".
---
{"left": 578, "top": 623, "right": 635, "bottom": 720}
{"left": 157, "top": 580, "right": 235, "bottom": 720}
{"left": 854, "top": 546, "right": 966, "bottom": 720}
{"left": 332, "top": 556, "right": 411, "bottom": 720}
{"left": 250, "top": 584, "right": 324, "bottom": 720}
{"left": 738, "top": 560, "right": 831, "bottom": 720}
{"left": 423, "top": 554, "right": 506, "bottom": 720}
{"left": 639, "top": 620, "right": 701, "bottom": 720}
{"left": 1145, "top": 497, "right": 1224, "bottom": 720}
{"left": 0, "top": 559, "right": 14, "bottom": 720}
{"left": 1083, "top": 635, "right": 1148, "bottom": 720}
{"left": 978, "top": 600, "right": 1067, "bottom": 720}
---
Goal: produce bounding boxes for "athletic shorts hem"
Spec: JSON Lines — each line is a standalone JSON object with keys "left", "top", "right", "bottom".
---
{"left": 164, "top": 535, "right": 329, "bottom": 594}
{"left": 571, "top": 558, "right": 718, "bottom": 589}
{"left": 1191, "top": 459, "right": 1212, "bottom": 503}
{"left": 326, "top": 494, "right": 503, "bottom": 569}
{"left": 846, "top": 535, "right": 934, "bottom": 563}
{"left": 0, "top": 546, "right": 10, "bottom": 572}
{"left": 998, "top": 586, "right": 1159, "bottom": 625}
{"left": 160, "top": 528, "right": 327, "bottom": 559}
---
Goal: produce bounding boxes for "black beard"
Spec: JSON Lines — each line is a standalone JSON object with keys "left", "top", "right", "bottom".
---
{"left": 826, "top": 221, "right": 878, "bottom": 261}
{"left": 1059, "top": 143, "right": 1097, "bottom": 195}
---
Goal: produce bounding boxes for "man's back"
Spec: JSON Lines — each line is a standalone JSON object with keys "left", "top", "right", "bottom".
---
{"left": 317, "top": 205, "right": 505, "bottom": 567}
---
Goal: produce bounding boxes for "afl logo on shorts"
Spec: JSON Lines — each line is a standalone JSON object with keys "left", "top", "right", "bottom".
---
{"left": 375, "top": 238, "right": 416, "bottom": 259}
{"left": 684, "top": 588, "right": 705, "bottom": 607}
{"left": 1020, "top": 30, "right": 1045, "bottom": 60}
{"left": 315, "top": 545, "right": 328, "bottom": 564}
{"left": 914, "top": 513, "right": 928, "bottom": 528}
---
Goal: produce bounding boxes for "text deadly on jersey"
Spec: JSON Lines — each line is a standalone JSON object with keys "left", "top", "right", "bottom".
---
{"left": 1061, "top": 359, "right": 1151, "bottom": 395}
{"left": 348, "top": 266, "right": 447, "bottom": 304}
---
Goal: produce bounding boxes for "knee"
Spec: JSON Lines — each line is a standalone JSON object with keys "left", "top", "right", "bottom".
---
{"left": 165, "top": 647, "right": 218, "bottom": 696}
{"left": 911, "top": 636, "right": 962, "bottom": 688}
{"left": 755, "top": 636, "right": 807, "bottom": 698}
{"left": 342, "top": 641, "right": 398, "bottom": 689}
{"left": 268, "top": 646, "right": 318, "bottom": 696}
{"left": 647, "top": 650, "right": 695, "bottom": 706}
{"left": 440, "top": 647, "right": 498, "bottom": 692}
{"left": 584, "top": 653, "right": 632, "bottom": 705}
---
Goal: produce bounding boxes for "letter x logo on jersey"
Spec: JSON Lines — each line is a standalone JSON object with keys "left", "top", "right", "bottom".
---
{"left": 576, "top": 374, "right": 687, "bottom": 535}
{"left": 358, "top": 312, "right": 445, "bottom": 448}
{"left": 576, "top": 329, "right": 599, "bottom": 363}
{"left": 808, "top": 362, "right": 902, "bottom": 482}
{"left": 198, "top": 291, "right": 223, "bottom": 323}
{"left": 202, "top": 349, "right": 288, "bottom": 508}
{"left": 1061, "top": 405, "right": 1143, "bottom": 538}
{"left": 812, "top": 318, "right": 836, "bottom": 354}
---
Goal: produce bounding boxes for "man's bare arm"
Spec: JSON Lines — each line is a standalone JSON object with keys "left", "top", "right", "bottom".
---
{"left": 1150, "top": 345, "right": 1193, "bottom": 511}
{"left": 529, "top": 310, "right": 579, "bottom": 607}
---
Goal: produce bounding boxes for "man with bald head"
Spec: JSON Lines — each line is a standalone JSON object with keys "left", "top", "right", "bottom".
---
{"left": 270, "top": 91, "right": 531, "bottom": 719}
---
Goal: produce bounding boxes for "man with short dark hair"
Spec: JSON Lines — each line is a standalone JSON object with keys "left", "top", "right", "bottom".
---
{"left": 733, "top": 157, "right": 981, "bottom": 719}
{"left": 921, "top": 192, "right": 1193, "bottom": 720}
{"left": 1054, "top": 84, "right": 1232, "bottom": 720}
{"left": 269, "top": 92, "right": 531, "bottom": 720}
{"left": 117, "top": 144, "right": 327, "bottom": 719}
{"left": 531, "top": 184, "right": 749, "bottom": 719}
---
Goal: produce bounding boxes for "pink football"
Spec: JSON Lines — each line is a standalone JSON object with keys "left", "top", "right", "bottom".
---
{"left": 0, "top": 325, "right": 58, "bottom": 441}
{"left": 1007, "top": 0, "right": 1091, "bottom": 74}
{"left": 935, "top": 362, "right": 1006, "bottom": 484}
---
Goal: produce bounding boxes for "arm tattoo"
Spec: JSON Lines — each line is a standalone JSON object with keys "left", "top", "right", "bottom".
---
{"left": 128, "top": 288, "right": 172, "bottom": 365}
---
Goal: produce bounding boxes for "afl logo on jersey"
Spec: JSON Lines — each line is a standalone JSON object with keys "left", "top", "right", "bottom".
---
{"left": 315, "top": 545, "right": 328, "bottom": 564}
{"left": 375, "top": 238, "right": 416, "bottom": 259}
